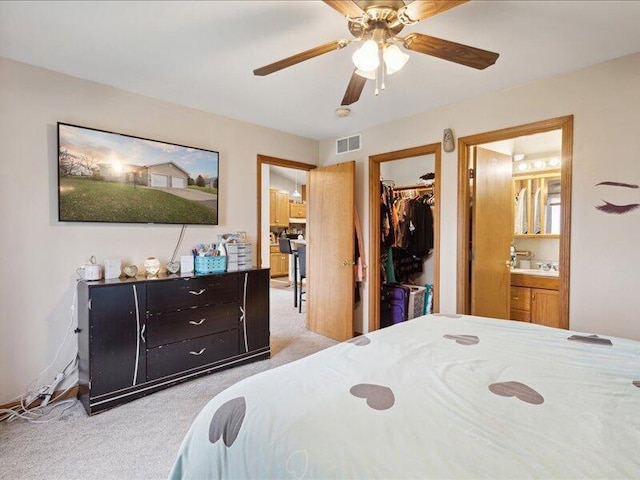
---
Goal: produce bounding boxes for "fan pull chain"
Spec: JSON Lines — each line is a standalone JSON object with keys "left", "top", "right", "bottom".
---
{"left": 381, "top": 61, "right": 386, "bottom": 91}
{"left": 375, "top": 49, "right": 382, "bottom": 96}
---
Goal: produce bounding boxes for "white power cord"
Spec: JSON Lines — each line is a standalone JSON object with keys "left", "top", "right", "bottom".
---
{"left": 0, "top": 356, "right": 79, "bottom": 423}
{"left": 0, "top": 281, "right": 80, "bottom": 423}
{"left": 0, "top": 399, "right": 77, "bottom": 424}
{"left": 30, "top": 283, "right": 78, "bottom": 388}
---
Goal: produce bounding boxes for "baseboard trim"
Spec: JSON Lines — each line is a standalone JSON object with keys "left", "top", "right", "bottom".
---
{"left": 0, "top": 386, "right": 79, "bottom": 411}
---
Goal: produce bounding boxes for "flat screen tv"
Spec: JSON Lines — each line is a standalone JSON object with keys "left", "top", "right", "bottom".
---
{"left": 57, "top": 123, "right": 219, "bottom": 225}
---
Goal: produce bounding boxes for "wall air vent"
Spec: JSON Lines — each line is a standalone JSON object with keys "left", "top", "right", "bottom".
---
{"left": 336, "top": 134, "right": 361, "bottom": 154}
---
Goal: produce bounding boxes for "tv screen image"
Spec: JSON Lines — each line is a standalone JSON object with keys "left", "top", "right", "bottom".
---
{"left": 58, "top": 123, "right": 219, "bottom": 225}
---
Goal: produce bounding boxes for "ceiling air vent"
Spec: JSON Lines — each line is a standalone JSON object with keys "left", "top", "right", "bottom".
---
{"left": 336, "top": 134, "right": 361, "bottom": 155}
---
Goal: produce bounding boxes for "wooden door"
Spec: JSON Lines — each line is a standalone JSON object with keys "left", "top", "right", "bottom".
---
{"left": 307, "top": 161, "right": 355, "bottom": 341}
{"left": 471, "top": 147, "right": 513, "bottom": 319}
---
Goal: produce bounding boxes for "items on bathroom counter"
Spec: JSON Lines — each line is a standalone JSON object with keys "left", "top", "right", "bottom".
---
{"left": 511, "top": 267, "right": 559, "bottom": 278}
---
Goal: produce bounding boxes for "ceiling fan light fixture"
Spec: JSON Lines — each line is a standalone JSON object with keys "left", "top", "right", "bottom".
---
{"left": 352, "top": 39, "right": 380, "bottom": 72}
{"left": 355, "top": 68, "right": 376, "bottom": 79}
{"left": 335, "top": 106, "right": 351, "bottom": 117}
{"left": 383, "top": 44, "right": 409, "bottom": 75}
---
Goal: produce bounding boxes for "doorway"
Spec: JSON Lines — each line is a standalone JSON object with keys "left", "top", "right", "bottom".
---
{"left": 256, "top": 156, "right": 356, "bottom": 342}
{"left": 256, "top": 155, "right": 315, "bottom": 271}
{"left": 456, "top": 116, "right": 573, "bottom": 328}
{"left": 368, "top": 143, "right": 442, "bottom": 332}
{"left": 256, "top": 155, "right": 315, "bottom": 341}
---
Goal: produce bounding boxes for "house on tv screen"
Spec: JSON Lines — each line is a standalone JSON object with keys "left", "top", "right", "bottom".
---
{"left": 98, "top": 161, "right": 190, "bottom": 189}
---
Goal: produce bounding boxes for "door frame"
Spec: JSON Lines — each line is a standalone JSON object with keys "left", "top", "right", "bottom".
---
{"left": 456, "top": 115, "right": 573, "bottom": 328}
{"left": 256, "top": 154, "right": 316, "bottom": 268}
{"left": 369, "top": 143, "right": 442, "bottom": 333}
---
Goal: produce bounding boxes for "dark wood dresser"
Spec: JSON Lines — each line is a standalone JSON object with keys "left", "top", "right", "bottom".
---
{"left": 77, "top": 268, "right": 270, "bottom": 415}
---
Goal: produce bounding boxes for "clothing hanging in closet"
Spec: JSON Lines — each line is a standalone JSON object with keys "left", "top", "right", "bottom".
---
{"left": 380, "top": 182, "right": 434, "bottom": 283}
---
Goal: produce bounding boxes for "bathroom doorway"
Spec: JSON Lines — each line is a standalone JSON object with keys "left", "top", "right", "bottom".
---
{"left": 456, "top": 116, "right": 573, "bottom": 328}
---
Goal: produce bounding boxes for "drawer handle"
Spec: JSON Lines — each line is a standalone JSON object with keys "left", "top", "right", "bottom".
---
{"left": 189, "top": 348, "right": 206, "bottom": 356}
{"left": 512, "top": 296, "right": 519, "bottom": 300}
{"left": 188, "top": 289, "right": 206, "bottom": 296}
{"left": 189, "top": 319, "right": 206, "bottom": 326}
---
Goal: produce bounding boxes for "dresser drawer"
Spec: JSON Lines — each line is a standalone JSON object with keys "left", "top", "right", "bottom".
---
{"left": 146, "top": 303, "right": 239, "bottom": 348}
{"left": 147, "top": 274, "right": 239, "bottom": 313}
{"left": 510, "top": 308, "right": 531, "bottom": 322}
{"left": 146, "top": 329, "right": 239, "bottom": 381}
{"left": 510, "top": 286, "right": 531, "bottom": 312}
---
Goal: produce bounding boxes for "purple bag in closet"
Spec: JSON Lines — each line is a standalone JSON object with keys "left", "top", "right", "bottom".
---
{"left": 380, "top": 284, "right": 410, "bottom": 328}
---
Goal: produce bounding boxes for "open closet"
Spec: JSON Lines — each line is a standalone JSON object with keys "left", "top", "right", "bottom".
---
{"left": 380, "top": 176, "right": 436, "bottom": 327}
{"left": 369, "top": 143, "right": 441, "bottom": 332}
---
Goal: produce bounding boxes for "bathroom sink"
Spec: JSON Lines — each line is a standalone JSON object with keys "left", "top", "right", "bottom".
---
{"left": 512, "top": 268, "right": 559, "bottom": 277}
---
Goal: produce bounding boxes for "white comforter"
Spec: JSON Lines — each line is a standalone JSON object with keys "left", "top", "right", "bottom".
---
{"left": 170, "top": 314, "right": 640, "bottom": 479}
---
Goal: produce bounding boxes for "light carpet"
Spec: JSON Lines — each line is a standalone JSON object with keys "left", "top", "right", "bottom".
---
{"left": 0, "top": 284, "right": 337, "bottom": 479}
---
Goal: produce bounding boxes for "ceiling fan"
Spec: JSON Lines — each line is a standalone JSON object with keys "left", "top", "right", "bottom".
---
{"left": 253, "top": 0, "right": 499, "bottom": 106}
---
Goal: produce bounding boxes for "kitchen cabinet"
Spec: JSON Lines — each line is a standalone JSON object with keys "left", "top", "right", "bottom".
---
{"left": 289, "top": 203, "right": 306, "bottom": 218}
{"left": 509, "top": 273, "right": 563, "bottom": 328}
{"left": 77, "top": 269, "right": 270, "bottom": 415}
{"left": 269, "top": 189, "right": 289, "bottom": 227}
{"left": 513, "top": 170, "right": 560, "bottom": 237}
{"left": 269, "top": 245, "right": 289, "bottom": 277}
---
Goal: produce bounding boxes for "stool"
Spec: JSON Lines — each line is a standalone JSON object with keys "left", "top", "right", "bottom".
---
{"left": 278, "top": 238, "right": 298, "bottom": 307}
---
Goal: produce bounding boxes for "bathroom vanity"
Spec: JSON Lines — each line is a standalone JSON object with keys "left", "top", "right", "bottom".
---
{"left": 510, "top": 269, "right": 562, "bottom": 328}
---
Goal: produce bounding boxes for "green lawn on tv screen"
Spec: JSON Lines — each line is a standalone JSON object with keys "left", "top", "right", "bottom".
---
{"left": 59, "top": 177, "right": 217, "bottom": 224}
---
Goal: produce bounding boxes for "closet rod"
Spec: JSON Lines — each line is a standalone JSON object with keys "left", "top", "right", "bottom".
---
{"left": 393, "top": 184, "right": 433, "bottom": 192}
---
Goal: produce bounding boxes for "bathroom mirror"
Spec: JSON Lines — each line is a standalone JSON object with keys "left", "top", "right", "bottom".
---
{"left": 546, "top": 178, "right": 561, "bottom": 235}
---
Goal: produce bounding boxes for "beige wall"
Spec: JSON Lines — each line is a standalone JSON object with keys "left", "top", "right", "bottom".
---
{"left": 0, "top": 57, "right": 319, "bottom": 403}
{"left": 320, "top": 52, "right": 640, "bottom": 341}
{"left": 3, "top": 52, "right": 639, "bottom": 403}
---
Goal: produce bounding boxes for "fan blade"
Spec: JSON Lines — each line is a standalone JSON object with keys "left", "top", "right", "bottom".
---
{"left": 341, "top": 69, "right": 367, "bottom": 105}
{"left": 254, "top": 40, "right": 349, "bottom": 76}
{"left": 323, "top": 0, "right": 366, "bottom": 18}
{"left": 404, "top": 33, "right": 498, "bottom": 70}
{"left": 399, "top": 0, "right": 468, "bottom": 23}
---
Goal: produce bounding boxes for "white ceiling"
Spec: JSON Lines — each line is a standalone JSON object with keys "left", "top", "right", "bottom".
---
{"left": 1, "top": 1, "right": 640, "bottom": 140}
{"left": 270, "top": 165, "right": 307, "bottom": 186}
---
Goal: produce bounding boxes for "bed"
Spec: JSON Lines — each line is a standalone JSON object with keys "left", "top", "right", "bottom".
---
{"left": 169, "top": 314, "right": 640, "bottom": 479}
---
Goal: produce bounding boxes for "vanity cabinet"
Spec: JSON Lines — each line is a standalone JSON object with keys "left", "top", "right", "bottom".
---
{"left": 270, "top": 189, "right": 289, "bottom": 227}
{"left": 78, "top": 269, "right": 270, "bottom": 415}
{"left": 513, "top": 170, "right": 560, "bottom": 237}
{"left": 509, "top": 286, "right": 531, "bottom": 322}
{"left": 530, "top": 288, "right": 560, "bottom": 328}
{"left": 509, "top": 273, "right": 562, "bottom": 328}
